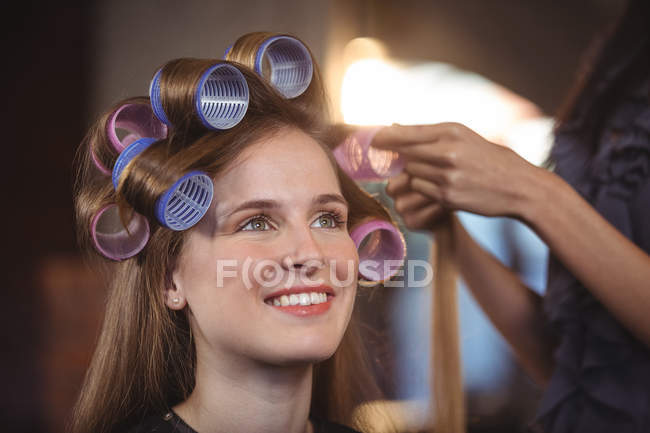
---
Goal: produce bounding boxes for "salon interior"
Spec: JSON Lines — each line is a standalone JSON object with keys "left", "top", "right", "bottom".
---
{"left": 3, "top": 1, "right": 625, "bottom": 432}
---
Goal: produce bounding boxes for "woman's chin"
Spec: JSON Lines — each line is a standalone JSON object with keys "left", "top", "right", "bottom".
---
{"left": 262, "top": 340, "right": 340, "bottom": 366}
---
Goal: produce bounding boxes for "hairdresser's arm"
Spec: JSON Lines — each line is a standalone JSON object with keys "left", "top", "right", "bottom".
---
{"left": 385, "top": 173, "right": 556, "bottom": 386}
{"left": 374, "top": 123, "right": 650, "bottom": 350}
{"left": 451, "top": 214, "right": 558, "bottom": 385}
{"left": 519, "top": 165, "right": 650, "bottom": 346}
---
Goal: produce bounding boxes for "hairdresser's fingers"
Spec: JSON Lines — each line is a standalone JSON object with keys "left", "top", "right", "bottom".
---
{"left": 376, "top": 141, "right": 454, "bottom": 167}
{"left": 372, "top": 122, "right": 468, "bottom": 149}
{"left": 399, "top": 202, "right": 449, "bottom": 233}
{"left": 385, "top": 172, "right": 411, "bottom": 197}
{"left": 404, "top": 161, "right": 451, "bottom": 186}
{"left": 393, "top": 190, "right": 435, "bottom": 214}
{"left": 372, "top": 122, "right": 491, "bottom": 168}
{"left": 405, "top": 176, "right": 446, "bottom": 204}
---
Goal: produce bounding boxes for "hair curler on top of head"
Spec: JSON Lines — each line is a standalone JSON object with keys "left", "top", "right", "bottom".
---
{"left": 149, "top": 61, "right": 250, "bottom": 131}
{"left": 224, "top": 32, "right": 324, "bottom": 114}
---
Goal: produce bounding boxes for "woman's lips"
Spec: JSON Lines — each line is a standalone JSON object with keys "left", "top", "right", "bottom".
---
{"left": 263, "top": 284, "right": 335, "bottom": 302}
{"left": 266, "top": 299, "right": 332, "bottom": 316}
{"left": 263, "top": 285, "right": 335, "bottom": 317}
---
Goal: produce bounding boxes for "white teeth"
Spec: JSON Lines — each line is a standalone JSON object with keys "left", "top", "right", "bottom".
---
{"left": 267, "top": 292, "right": 330, "bottom": 307}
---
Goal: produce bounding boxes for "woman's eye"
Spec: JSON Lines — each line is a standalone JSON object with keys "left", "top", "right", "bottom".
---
{"left": 239, "top": 215, "right": 272, "bottom": 232}
{"left": 238, "top": 211, "right": 345, "bottom": 232}
{"left": 314, "top": 211, "right": 347, "bottom": 229}
{"left": 312, "top": 213, "right": 338, "bottom": 228}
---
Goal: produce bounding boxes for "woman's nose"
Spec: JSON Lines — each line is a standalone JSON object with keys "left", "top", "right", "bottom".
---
{"left": 280, "top": 225, "right": 325, "bottom": 275}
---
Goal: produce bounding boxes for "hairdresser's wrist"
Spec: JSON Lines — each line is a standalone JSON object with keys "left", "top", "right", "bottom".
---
{"left": 515, "top": 166, "right": 567, "bottom": 231}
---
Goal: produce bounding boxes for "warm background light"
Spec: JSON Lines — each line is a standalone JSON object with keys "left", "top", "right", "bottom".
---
{"left": 339, "top": 37, "right": 554, "bottom": 165}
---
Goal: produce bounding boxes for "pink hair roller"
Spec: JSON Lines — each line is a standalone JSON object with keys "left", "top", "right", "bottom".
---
{"left": 91, "top": 204, "right": 150, "bottom": 261}
{"left": 107, "top": 103, "right": 168, "bottom": 152}
{"left": 90, "top": 103, "right": 168, "bottom": 175}
{"left": 350, "top": 219, "right": 406, "bottom": 283}
{"left": 333, "top": 126, "right": 405, "bottom": 182}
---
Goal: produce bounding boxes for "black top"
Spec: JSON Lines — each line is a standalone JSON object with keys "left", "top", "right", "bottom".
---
{"left": 529, "top": 48, "right": 650, "bottom": 433}
{"left": 124, "top": 410, "right": 362, "bottom": 433}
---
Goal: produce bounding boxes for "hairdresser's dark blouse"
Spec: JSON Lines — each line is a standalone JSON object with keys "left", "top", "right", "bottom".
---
{"left": 531, "top": 69, "right": 650, "bottom": 431}
{"left": 124, "top": 410, "right": 362, "bottom": 433}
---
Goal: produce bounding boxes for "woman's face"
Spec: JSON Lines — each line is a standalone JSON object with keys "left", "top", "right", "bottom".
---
{"left": 170, "top": 126, "right": 359, "bottom": 367}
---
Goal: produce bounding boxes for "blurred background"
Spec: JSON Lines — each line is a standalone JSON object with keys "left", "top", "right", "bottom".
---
{"left": 2, "top": 0, "right": 625, "bottom": 432}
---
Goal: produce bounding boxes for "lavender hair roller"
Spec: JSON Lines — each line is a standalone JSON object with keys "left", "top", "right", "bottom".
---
{"left": 333, "top": 126, "right": 405, "bottom": 182}
{"left": 254, "top": 35, "right": 313, "bottom": 98}
{"left": 108, "top": 103, "right": 168, "bottom": 152}
{"left": 149, "top": 63, "right": 249, "bottom": 130}
{"left": 350, "top": 219, "right": 406, "bottom": 282}
{"left": 112, "top": 137, "right": 214, "bottom": 231}
{"left": 90, "top": 103, "right": 167, "bottom": 175}
{"left": 91, "top": 204, "right": 150, "bottom": 261}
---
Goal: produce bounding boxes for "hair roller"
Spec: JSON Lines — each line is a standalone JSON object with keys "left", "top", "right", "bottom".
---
{"left": 90, "top": 203, "right": 150, "bottom": 261}
{"left": 149, "top": 60, "right": 249, "bottom": 131}
{"left": 225, "top": 33, "right": 315, "bottom": 99}
{"left": 89, "top": 100, "right": 167, "bottom": 176}
{"left": 350, "top": 219, "right": 406, "bottom": 283}
{"left": 90, "top": 144, "right": 112, "bottom": 176}
{"left": 107, "top": 103, "right": 168, "bottom": 152}
{"left": 254, "top": 35, "right": 313, "bottom": 98}
{"left": 333, "top": 126, "right": 405, "bottom": 182}
{"left": 223, "top": 43, "right": 233, "bottom": 59}
{"left": 113, "top": 137, "right": 214, "bottom": 231}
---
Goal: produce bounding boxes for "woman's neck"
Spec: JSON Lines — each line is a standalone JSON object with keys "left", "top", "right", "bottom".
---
{"left": 173, "top": 351, "right": 314, "bottom": 433}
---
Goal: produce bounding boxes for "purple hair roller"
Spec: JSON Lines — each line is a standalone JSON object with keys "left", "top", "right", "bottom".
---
{"left": 90, "top": 145, "right": 111, "bottom": 175}
{"left": 91, "top": 204, "right": 150, "bottom": 261}
{"left": 333, "top": 126, "right": 405, "bottom": 182}
{"left": 107, "top": 103, "right": 168, "bottom": 153}
{"left": 112, "top": 137, "right": 214, "bottom": 231}
{"left": 223, "top": 43, "right": 233, "bottom": 59}
{"left": 254, "top": 35, "right": 313, "bottom": 98}
{"left": 149, "top": 63, "right": 249, "bottom": 130}
{"left": 350, "top": 219, "right": 406, "bottom": 282}
{"left": 149, "top": 68, "right": 171, "bottom": 126}
{"left": 90, "top": 104, "right": 167, "bottom": 176}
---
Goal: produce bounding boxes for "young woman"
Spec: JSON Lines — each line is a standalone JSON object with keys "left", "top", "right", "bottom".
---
{"left": 71, "top": 33, "right": 400, "bottom": 433}
{"left": 372, "top": 1, "right": 650, "bottom": 431}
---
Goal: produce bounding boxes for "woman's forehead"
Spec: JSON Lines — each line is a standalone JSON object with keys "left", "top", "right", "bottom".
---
{"left": 213, "top": 128, "right": 340, "bottom": 202}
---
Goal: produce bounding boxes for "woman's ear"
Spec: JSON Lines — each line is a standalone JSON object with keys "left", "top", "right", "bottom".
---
{"left": 164, "top": 260, "right": 187, "bottom": 310}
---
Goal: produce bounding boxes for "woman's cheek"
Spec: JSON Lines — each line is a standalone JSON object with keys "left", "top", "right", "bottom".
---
{"left": 330, "top": 240, "right": 359, "bottom": 290}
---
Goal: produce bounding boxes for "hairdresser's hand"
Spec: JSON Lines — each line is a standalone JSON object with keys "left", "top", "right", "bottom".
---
{"left": 384, "top": 171, "right": 452, "bottom": 232}
{"left": 373, "top": 123, "right": 542, "bottom": 219}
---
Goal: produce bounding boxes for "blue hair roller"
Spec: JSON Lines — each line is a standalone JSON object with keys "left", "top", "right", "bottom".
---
{"left": 112, "top": 137, "right": 214, "bottom": 231}
{"left": 149, "top": 63, "right": 249, "bottom": 130}
{"left": 254, "top": 35, "right": 313, "bottom": 98}
{"left": 148, "top": 69, "right": 171, "bottom": 126}
{"left": 155, "top": 171, "right": 214, "bottom": 231}
{"left": 112, "top": 137, "right": 157, "bottom": 189}
{"left": 195, "top": 63, "right": 249, "bottom": 129}
{"left": 223, "top": 43, "right": 233, "bottom": 59}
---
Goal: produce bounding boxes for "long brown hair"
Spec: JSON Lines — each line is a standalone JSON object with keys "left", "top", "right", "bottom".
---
{"left": 71, "top": 32, "right": 398, "bottom": 433}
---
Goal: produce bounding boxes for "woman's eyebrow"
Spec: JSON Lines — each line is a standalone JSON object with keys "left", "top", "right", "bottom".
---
{"left": 219, "top": 193, "right": 348, "bottom": 220}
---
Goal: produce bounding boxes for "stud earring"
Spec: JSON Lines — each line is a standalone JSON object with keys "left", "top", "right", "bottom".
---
{"left": 172, "top": 297, "right": 180, "bottom": 305}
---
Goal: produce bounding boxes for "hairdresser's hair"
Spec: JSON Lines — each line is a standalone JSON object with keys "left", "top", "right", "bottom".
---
{"left": 546, "top": 0, "right": 650, "bottom": 169}
{"left": 71, "top": 32, "right": 398, "bottom": 433}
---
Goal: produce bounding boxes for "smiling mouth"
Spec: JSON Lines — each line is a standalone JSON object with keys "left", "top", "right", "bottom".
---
{"left": 264, "top": 291, "right": 332, "bottom": 307}
{"left": 263, "top": 290, "right": 335, "bottom": 317}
